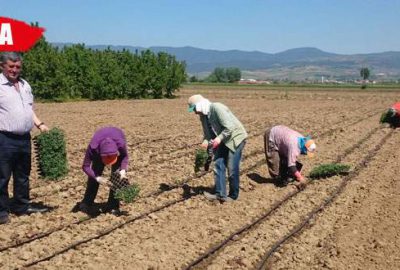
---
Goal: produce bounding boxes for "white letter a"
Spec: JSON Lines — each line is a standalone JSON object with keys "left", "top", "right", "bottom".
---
{"left": 0, "top": 23, "right": 13, "bottom": 45}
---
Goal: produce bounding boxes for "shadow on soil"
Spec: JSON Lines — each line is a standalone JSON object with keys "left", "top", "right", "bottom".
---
{"left": 158, "top": 183, "right": 214, "bottom": 199}
{"left": 71, "top": 202, "right": 111, "bottom": 218}
{"left": 247, "top": 173, "right": 288, "bottom": 188}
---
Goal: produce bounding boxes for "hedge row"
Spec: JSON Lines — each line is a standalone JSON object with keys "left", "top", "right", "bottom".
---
{"left": 22, "top": 38, "right": 186, "bottom": 101}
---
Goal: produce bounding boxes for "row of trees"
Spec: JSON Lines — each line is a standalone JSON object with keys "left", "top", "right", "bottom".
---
{"left": 190, "top": 67, "right": 241, "bottom": 83}
{"left": 22, "top": 38, "right": 186, "bottom": 101}
{"left": 189, "top": 67, "right": 374, "bottom": 85}
{"left": 206, "top": 67, "right": 241, "bottom": 83}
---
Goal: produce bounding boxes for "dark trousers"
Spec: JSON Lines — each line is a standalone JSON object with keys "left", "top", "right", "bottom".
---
{"left": 81, "top": 156, "right": 120, "bottom": 209}
{"left": 390, "top": 116, "right": 400, "bottom": 128}
{"left": 0, "top": 132, "right": 31, "bottom": 217}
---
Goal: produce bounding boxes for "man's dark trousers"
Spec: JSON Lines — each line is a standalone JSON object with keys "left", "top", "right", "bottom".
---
{"left": 0, "top": 132, "right": 31, "bottom": 217}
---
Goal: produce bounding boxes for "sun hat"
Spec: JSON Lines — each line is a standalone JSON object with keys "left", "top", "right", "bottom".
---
{"left": 187, "top": 94, "right": 204, "bottom": 112}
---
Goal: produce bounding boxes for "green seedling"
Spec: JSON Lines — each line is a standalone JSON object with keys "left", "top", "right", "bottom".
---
{"left": 309, "top": 163, "right": 351, "bottom": 179}
{"left": 380, "top": 110, "right": 392, "bottom": 124}
{"left": 114, "top": 183, "right": 140, "bottom": 203}
{"left": 194, "top": 149, "right": 208, "bottom": 173}
{"left": 34, "top": 127, "right": 68, "bottom": 180}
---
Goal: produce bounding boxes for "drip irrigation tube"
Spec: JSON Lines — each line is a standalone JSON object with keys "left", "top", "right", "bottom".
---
{"left": 256, "top": 130, "right": 393, "bottom": 270}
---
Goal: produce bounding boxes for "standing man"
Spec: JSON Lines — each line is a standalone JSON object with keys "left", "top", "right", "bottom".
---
{"left": 188, "top": 94, "right": 247, "bottom": 202}
{"left": 264, "top": 125, "right": 316, "bottom": 188}
{"left": 0, "top": 52, "right": 49, "bottom": 224}
{"left": 79, "top": 126, "right": 129, "bottom": 216}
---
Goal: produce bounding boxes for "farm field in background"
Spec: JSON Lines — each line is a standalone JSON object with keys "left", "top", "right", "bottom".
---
{"left": 1, "top": 86, "right": 400, "bottom": 269}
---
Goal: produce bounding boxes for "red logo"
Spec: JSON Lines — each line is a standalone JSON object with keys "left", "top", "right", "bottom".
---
{"left": 0, "top": 17, "right": 45, "bottom": 52}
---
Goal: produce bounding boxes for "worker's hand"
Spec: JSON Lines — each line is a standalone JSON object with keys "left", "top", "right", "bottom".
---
{"left": 119, "top": 169, "right": 127, "bottom": 179}
{"left": 211, "top": 137, "right": 221, "bottom": 149}
{"left": 294, "top": 171, "right": 304, "bottom": 182}
{"left": 96, "top": 176, "right": 108, "bottom": 185}
{"left": 294, "top": 177, "right": 308, "bottom": 190}
{"left": 201, "top": 141, "right": 209, "bottom": 149}
{"left": 39, "top": 124, "right": 50, "bottom": 132}
{"left": 296, "top": 174, "right": 305, "bottom": 182}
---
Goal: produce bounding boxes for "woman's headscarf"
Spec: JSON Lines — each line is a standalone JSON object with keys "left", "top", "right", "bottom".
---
{"left": 188, "top": 94, "right": 211, "bottom": 115}
{"left": 298, "top": 136, "right": 316, "bottom": 156}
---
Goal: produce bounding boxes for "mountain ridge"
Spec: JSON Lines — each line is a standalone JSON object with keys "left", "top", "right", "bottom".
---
{"left": 52, "top": 43, "right": 400, "bottom": 80}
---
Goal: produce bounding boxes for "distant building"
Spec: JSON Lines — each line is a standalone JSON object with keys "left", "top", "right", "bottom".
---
{"left": 238, "top": 79, "right": 271, "bottom": 85}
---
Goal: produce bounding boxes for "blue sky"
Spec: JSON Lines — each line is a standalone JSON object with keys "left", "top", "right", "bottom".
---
{"left": 2, "top": 0, "right": 399, "bottom": 54}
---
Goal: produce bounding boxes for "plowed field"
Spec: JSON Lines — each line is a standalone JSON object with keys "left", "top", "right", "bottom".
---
{"left": 1, "top": 86, "right": 399, "bottom": 270}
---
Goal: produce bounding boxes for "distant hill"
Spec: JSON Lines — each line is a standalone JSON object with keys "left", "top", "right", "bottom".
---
{"left": 52, "top": 43, "right": 400, "bottom": 81}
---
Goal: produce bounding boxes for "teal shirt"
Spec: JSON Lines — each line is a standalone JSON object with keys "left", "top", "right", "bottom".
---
{"left": 200, "top": 102, "right": 247, "bottom": 152}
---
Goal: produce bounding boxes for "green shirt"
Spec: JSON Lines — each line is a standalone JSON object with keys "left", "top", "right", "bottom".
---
{"left": 200, "top": 102, "right": 247, "bottom": 152}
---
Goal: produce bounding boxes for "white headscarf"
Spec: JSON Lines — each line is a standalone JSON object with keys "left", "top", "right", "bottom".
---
{"left": 195, "top": 98, "right": 211, "bottom": 115}
{"left": 188, "top": 94, "right": 212, "bottom": 115}
{"left": 188, "top": 94, "right": 204, "bottom": 106}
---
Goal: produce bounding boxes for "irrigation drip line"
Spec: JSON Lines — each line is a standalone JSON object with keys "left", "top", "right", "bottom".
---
{"left": 315, "top": 109, "right": 381, "bottom": 139}
{"left": 137, "top": 107, "right": 378, "bottom": 171}
{"left": 0, "top": 170, "right": 211, "bottom": 254}
{"left": 29, "top": 107, "right": 378, "bottom": 194}
{"left": 183, "top": 188, "right": 300, "bottom": 270}
{"left": 4, "top": 111, "right": 377, "bottom": 257}
{"left": 244, "top": 110, "right": 382, "bottom": 162}
{"left": 183, "top": 124, "right": 383, "bottom": 269}
{"left": 335, "top": 126, "right": 380, "bottom": 163}
{"left": 256, "top": 129, "right": 394, "bottom": 270}
{"left": 8, "top": 110, "right": 381, "bottom": 267}
{"left": 20, "top": 197, "right": 186, "bottom": 269}
{"left": 17, "top": 154, "right": 266, "bottom": 269}
{"left": 147, "top": 118, "right": 264, "bottom": 159}
{"left": 3, "top": 149, "right": 264, "bottom": 254}
{"left": 0, "top": 218, "right": 90, "bottom": 253}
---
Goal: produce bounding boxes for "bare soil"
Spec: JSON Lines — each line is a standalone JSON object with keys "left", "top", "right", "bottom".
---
{"left": 0, "top": 86, "right": 399, "bottom": 270}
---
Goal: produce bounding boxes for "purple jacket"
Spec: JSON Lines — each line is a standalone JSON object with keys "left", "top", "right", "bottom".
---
{"left": 82, "top": 127, "right": 129, "bottom": 179}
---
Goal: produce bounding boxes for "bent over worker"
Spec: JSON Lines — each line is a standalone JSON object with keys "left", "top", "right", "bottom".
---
{"left": 79, "top": 126, "right": 128, "bottom": 216}
{"left": 264, "top": 125, "right": 316, "bottom": 188}
{"left": 188, "top": 94, "right": 247, "bottom": 202}
{"left": 381, "top": 102, "right": 400, "bottom": 128}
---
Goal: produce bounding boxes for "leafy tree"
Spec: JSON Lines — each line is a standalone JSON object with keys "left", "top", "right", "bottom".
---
{"left": 213, "top": 67, "right": 227, "bottom": 82}
{"left": 22, "top": 37, "right": 185, "bottom": 100}
{"left": 23, "top": 37, "right": 63, "bottom": 100}
{"left": 360, "top": 67, "right": 370, "bottom": 89}
{"left": 165, "top": 55, "right": 186, "bottom": 97}
{"left": 206, "top": 67, "right": 241, "bottom": 83}
{"left": 360, "top": 67, "right": 370, "bottom": 80}
{"left": 226, "top": 67, "right": 241, "bottom": 83}
{"left": 189, "top": 75, "right": 198, "bottom": 82}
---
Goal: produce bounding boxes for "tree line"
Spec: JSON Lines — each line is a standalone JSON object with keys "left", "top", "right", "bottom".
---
{"left": 21, "top": 38, "right": 186, "bottom": 101}
{"left": 189, "top": 67, "right": 241, "bottom": 83}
